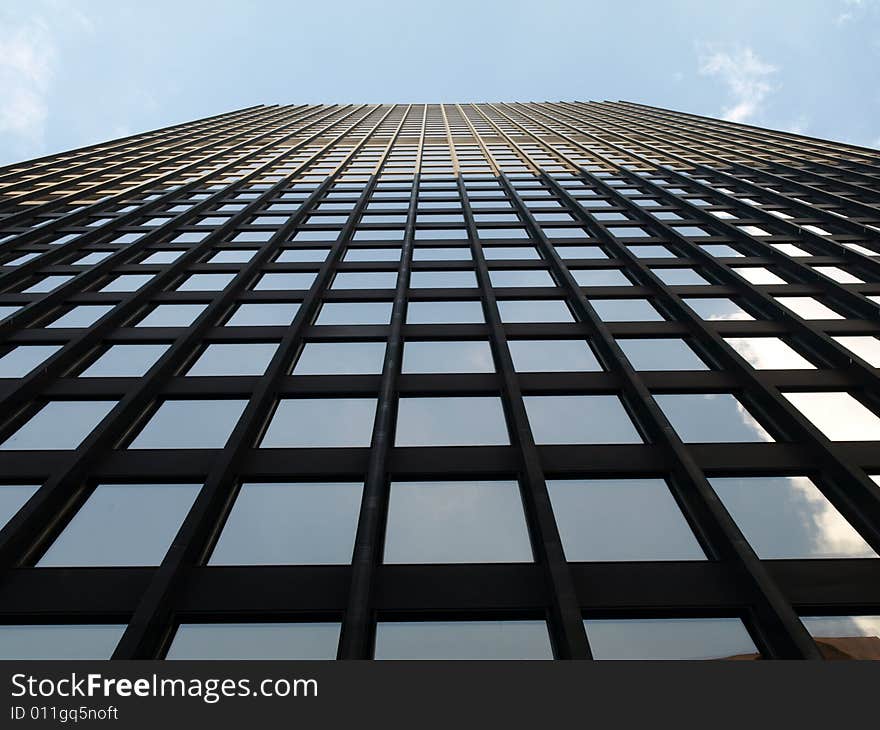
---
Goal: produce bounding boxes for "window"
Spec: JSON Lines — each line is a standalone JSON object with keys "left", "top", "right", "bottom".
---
{"left": 186, "top": 343, "right": 278, "bottom": 376}
{"left": 48, "top": 304, "right": 115, "bottom": 328}
{"left": 276, "top": 248, "right": 329, "bottom": 263}
{"left": 406, "top": 300, "right": 484, "bottom": 324}
{"left": 344, "top": 248, "right": 400, "bottom": 262}
{"left": 523, "top": 395, "right": 641, "bottom": 444}
{"left": 292, "top": 342, "right": 386, "bottom": 374}
{"left": 0, "top": 484, "right": 39, "bottom": 529}
{"left": 483, "top": 247, "right": 539, "bottom": 260}
{"left": 167, "top": 623, "right": 340, "bottom": 660}
{"left": 709, "top": 476, "right": 875, "bottom": 559}
{"left": 402, "top": 340, "right": 494, "bottom": 373}
{"left": 583, "top": 618, "right": 758, "bottom": 660}
{"left": 774, "top": 296, "right": 843, "bottom": 320}
{"left": 0, "top": 625, "right": 126, "bottom": 660}
{"left": 395, "top": 397, "right": 509, "bottom": 446}
{"left": 654, "top": 393, "right": 773, "bottom": 442}
{"left": 210, "top": 482, "right": 363, "bottom": 564}
{"left": 488, "top": 270, "right": 555, "bottom": 288}
{"left": 571, "top": 269, "right": 631, "bottom": 287}
{"left": 142, "top": 251, "right": 184, "bottom": 264}
{"left": 23, "top": 275, "right": 73, "bottom": 293}
{"left": 628, "top": 245, "right": 674, "bottom": 258}
{"left": 384, "top": 480, "right": 531, "bottom": 564}
{"left": 38, "top": 483, "right": 201, "bottom": 566}
{"left": 177, "top": 273, "right": 236, "bottom": 291}
{"left": 733, "top": 267, "right": 787, "bottom": 285}
{"left": 724, "top": 337, "right": 814, "bottom": 369}
{"left": 226, "top": 303, "right": 298, "bottom": 326}
{"left": 557, "top": 245, "right": 607, "bottom": 259}
{"left": 410, "top": 270, "right": 477, "bottom": 288}
{"left": 547, "top": 479, "right": 704, "bottom": 561}
{"left": 651, "top": 268, "right": 710, "bottom": 286}
{"left": 207, "top": 250, "right": 256, "bottom": 264}
{"left": 128, "top": 399, "right": 247, "bottom": 449}
{"left": 800, "top": 616, "right": 880, "bottom": 659}
{"left": 508, "top": 339, "right": 601, "bottom": 372}
{"left": 782, "top": 392, "right": 880, "bottom": 441}
{"left": 682, "top": 297, "right": 753, "bottom": 321}
{"left": 333, "top": 271, "right": 398, "bottom": 289}
{"left": 99, "top": 274, "right": 153, "bottom": 292}
{"left": 0, "top": 345, "right": 61, "bottom": 377}
{"left": 316, "top": 301, "right": 392, "bottom": 325}
{"left": 0, "top": 400, "right": 116, "bottom": 450}
{"left": 497, "top": 299, "right": 573, "bottom": 323}
{"left": 617, "top": 338, "right": 707, "bottom": 370}
{"left": 137, "top": 303, "right": 207, "bottom": 327}
{"left": 412, "top": 247, "right": 471, "bottom": 261}
{"left": 832, "top": 336, "right": 880, "bottom": 367}
{"left": 373, "top": 621, "right": 553, "bottom": 659}
{"left": 261, "top": 398, "right": 377, "bottom": 447}
{"left": 255, "top": 272, "right": 317, "bottom": 290}
{"left": 590, "top": 298, "right": 662, "bottom": 322}
{"left": 80, "top": 344, "right": 170, "bottom": 377}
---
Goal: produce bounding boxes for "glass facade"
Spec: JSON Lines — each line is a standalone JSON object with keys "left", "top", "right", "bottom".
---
{"left": 0, "top": 100, "right": 878, "bottom": 661}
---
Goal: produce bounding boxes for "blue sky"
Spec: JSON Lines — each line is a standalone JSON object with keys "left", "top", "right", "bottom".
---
{"left": 1, "top": 0, "right": 878, "bottom": 165}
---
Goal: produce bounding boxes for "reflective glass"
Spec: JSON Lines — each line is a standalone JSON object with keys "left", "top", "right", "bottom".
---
{"left": 187, "top": 343, "right": 278, "bottom": 376}
{"left": 292, "top": 342, "right": 386, "bottom": 374}
{"left": 508, "top": 339, "right": 601, "bottom": 372}
{"left": 395, "top": 397, "right": 509, "bottom": 446}
{"left": 128, "top": 400, "right": 247, "bottom": 449}
{"left": 0, "top": 400, "right": 117, "bottom": 450}
{"left": 374, "top": 621, "right": 553, "bottom": 660}
{"left": 523, "top": 395, "right": 641, "bottom": 444}
{"left": 167, "top": 623, "right": 340, "bottom": 660}
{"left": 261, "top": 398, "right": 377, "bottom": 447}
{"left": 402, "top": 341, "right": 494, "bottom": 373}
{"left": 617, "top": 338, "right": 707, "bottom": 370}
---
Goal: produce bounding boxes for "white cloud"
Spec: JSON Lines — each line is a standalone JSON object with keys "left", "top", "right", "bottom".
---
{"left": 0, "top": 18, "right": 55, "bottom": 148}
{"left": 697, "top": 44, "right": 778, "bottom": 124}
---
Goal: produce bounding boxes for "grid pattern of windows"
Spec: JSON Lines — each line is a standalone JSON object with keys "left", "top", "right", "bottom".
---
{"left": 0, "top": 101, "right": 879, "bottom": 661}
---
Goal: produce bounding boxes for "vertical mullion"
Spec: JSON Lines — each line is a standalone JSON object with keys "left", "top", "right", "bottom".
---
{"left": 338, "top": 104, "right": 425, "bottom": 659}
{"left": 455, "top": 105, "right": 591, "bottom": 660}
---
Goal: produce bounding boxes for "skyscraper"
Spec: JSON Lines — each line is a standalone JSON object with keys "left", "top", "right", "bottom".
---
{"left": 0, "top": 102, "right": 878, "bottom": 660}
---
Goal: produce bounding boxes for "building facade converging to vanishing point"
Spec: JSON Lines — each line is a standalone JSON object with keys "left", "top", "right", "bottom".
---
{"left": 0, "top": 101, "right": 879, "bottom": 660}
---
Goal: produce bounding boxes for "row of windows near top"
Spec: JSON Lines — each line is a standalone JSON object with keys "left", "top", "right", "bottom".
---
{"left": 5, "top": 614, "right": 880, "bottom": 660}
{"left": 1, "top": 475, "right": 876, "bottom": 569}
{"left": 2, "top": 382, "right": 880, "bottom": 452}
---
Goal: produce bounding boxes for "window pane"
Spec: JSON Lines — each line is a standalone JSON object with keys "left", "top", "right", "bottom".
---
{"left": 0, "top": 400, "right": 116, "bottom": 450}
{"left": 709, "top": 476, "right": 876, "bottom": 559}
{"left": 617, "top": 338, "right": 707, "bottom": 370}
{"left": 488, "top": 270, "right": 555, "bottom": 288}
{"left": 137, "top": 304, "right": 206, "bottom": 327}
{"left": 832, "top": 336, "right": 880, "bottom": 367}
{"left": 652, "top": 268, "right": 710, "bottom": 286}
{"left": 210, "top": 482, "right": 362, "bottom": 564}
{"left": 483, "top": 247, "right": 539, "bottom": 260}
{"left": 395, "top": 397, "right": 509, "bottom": 446}
{"left": 48, "top": 305, "right": 115, "bottom": 328}
{"left": 384, "top": 481, "right": 532, "bottom": 563}
{"left": 0, "top": 345, "right": 61, "bottom": 377}
{"left": 571, "top": 269, "right": 631, "bottom": 287}
{"left": 0, "top": 484, "right": 39, "bottom": 529}
{"left": 724, "top": 337, "right": 814, "bottom": 369}
{"left": 498, "top": 299, "right": 573, "bottom": 323}
{"left": 129, "top": 400, "right": 247, "bottom": 449}
{"left": 402, "top": 341, "right": 494, "bottom": 373}
{"left": 316, "top": 301, "right": 392, "bottom": 325}
{"left": 584, "top": 618, "right": 758, "bottom": 660}
{"left": 774, "top": 296, "right": 843, "bottom": 320}
{"left": 800, "top": 616, "right": 880, "bottom": 660}
{"left": 590, "top": 299, "right": 662, "bottom": 322}
{"left": 344, "top": 248, "right": 400, "bottom": 262}
{"left": 782, "top": 392, "right": 880, "bottom": 441}
{"left": 523, "top": 395, "right": 641, "bottom": 444}
{"left": 292, "top": 342, "right": 386, "bottom": 374}
{"left": 255, "top": 272, "right": 317, "bottom": 290}
{"left": 682, "top": 298, "right": 753, "bottom": 321}
{"left": 333, "top": 272, "right": 398, "bottom": 289}
{"left": 547, "top": 479, "right": 704, "bottom": 561}
{"left": 654, "top": 393, "right": 774, "bottom": 442}
{"left": 406, "top": 300, "right": 484, "bottom": 323}
{"left": 187, "top": 343, "right": 278, "bottom": 376}
{"left": 508, "top": 339, "right": 601, "bottom": 372}
{"left": 226, "top": 303, "right": 299, "bottom": 326}
{"left": 38, "top": 483, "right": 201, "bottom": 566}
{"left": 177, "top": 273, "right": 236, "bottom": 291}
{"left": 167, "top": 623, "right": 340, "bottom": 660}
{"left": 410, "top": 271, "right": 477, "bottom": 288}
{"left": 99, "top": 274, "right": 153, "bottom": 292}
{"left": 374, "top": 621, "right": 552, "bottom": 659}
{"left": 412, "top": 247, "right": 471, "bottom": 261}
{"left": 0, "top": 625, "right": 125, "bottom": 660}
{"left": 80, "top": 344, "right": 170, "bottom": 377}
{"left": 276, "top": 248, "right": 329, "bottom": 263}
{"left": 261, "top": 398, "right": 377, "bottom": 447}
